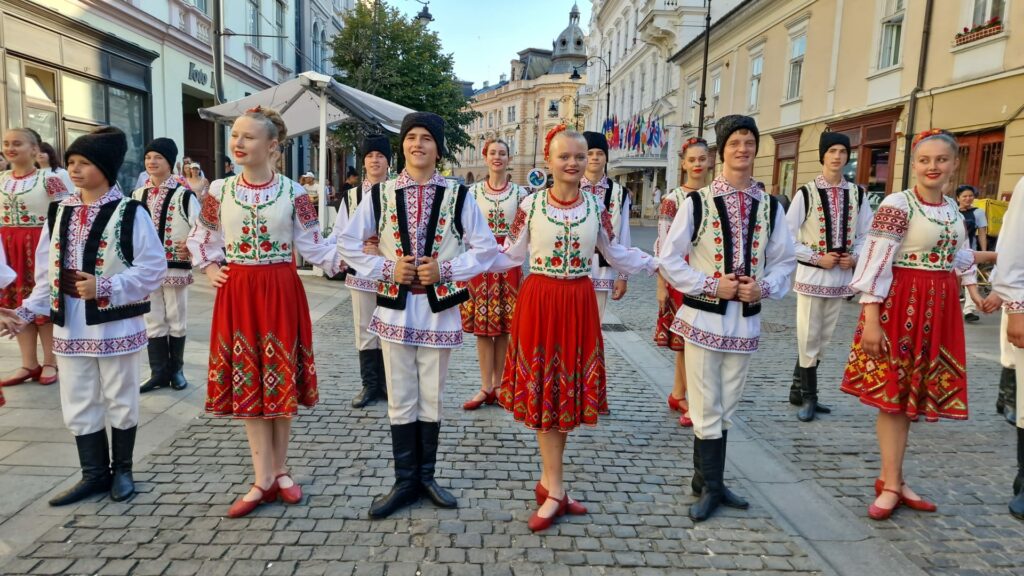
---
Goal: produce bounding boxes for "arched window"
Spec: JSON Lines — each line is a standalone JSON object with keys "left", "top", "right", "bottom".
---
{"left": 320, "top": 29, "right": 328, "bottom": 72}
{"left": 312, "top": 23, "right": 321, "bottom": 72}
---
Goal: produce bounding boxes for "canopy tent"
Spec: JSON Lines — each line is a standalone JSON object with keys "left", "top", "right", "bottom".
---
{"left": 199, "top": 71, "right": 414, "bottom": 230}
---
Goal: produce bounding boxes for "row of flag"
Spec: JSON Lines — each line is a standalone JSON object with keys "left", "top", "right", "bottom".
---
{"left": 600, "top": 115, "right": 667, "bottom": 153}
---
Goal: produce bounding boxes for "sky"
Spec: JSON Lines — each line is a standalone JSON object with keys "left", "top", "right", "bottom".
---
{"left": 390, "top": 0, "right": 592, "bottom": 89}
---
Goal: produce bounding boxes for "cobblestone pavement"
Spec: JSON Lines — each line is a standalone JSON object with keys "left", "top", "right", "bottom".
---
{"left": 1, "top": 254, "right": 823, "bottom": 575}
{"left": 611, "top": 227, "right": 1024, "bottom": 576}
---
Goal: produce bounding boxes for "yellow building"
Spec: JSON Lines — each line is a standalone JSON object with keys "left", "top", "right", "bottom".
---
{"left": 668, "top": 0, "right": 1024, "bottom": 201}
{"left": 454, "top": 5, "right": 590, "bottom": 184}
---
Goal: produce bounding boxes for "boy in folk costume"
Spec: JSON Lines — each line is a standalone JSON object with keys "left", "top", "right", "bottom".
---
{"left": 660, "top": 115, "right": 796, "bottom": 522}
{"left": 581, "top": 132, "right": 631, "bottom": 317}
{"left": 785, "top": 132, "right": 873, "bottom": 421}
{"left": 337, "top": 112, "right": 499, "bottom": 519}
{"left": 0, "top": 127, "right": 167, "bottom": 505}
{"left": 344, "top": 135, "right": 392, "bottom": 409}
{"left": 131, "top": 138, "right": 199, "bottom": 393}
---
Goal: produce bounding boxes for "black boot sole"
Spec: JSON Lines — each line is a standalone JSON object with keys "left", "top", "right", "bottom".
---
{"left": 689, "top": 492, "right": 722, "bottom": 522}
{"left": 369, "top": 485, "right": 420, "bottom": 519}
{"left": 49, "top": 480, "right": 112, "bottom": 506}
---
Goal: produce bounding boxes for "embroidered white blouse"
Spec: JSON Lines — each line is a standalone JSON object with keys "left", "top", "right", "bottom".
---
{"left": 0, "top": 168, "right": 72, "bottom": 227}
{"left": 850, "top": 189, "right": 975, "bottom": 304}
{"left": 336, "top": 171, "right": 499, "bottom": 349}
{"left": 659, "top": 178, "right": 796, "bottom": 353}
{"left": 991, "top": 177, "right": 1024, "bottom": 313}
{"left": 16, "top": 186, "right": 167, "bottom": 357}
{"left": 139, "top": 175, "right": 200, "bottom": 287}
{"left": 786, "top": 176, "right": 873, "bottom": 298}
{"left": 581, "top": 175, "right": 632, "bottom": 289}
{"left": 0, "top": 246, "right": 15, "bottom": 287}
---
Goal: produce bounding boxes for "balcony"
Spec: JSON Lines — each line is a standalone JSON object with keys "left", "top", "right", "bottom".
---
{"left": 170, "top": 0, "right": 213, "bottom": 44}
{"left": 245, "top": 43, "right": 271, "bottom": 76}
{"left": 273, "top": 61, "right": 294, "bottom": 84}
{"left": 639, "top": 0, "right": 693, "bottom": 49}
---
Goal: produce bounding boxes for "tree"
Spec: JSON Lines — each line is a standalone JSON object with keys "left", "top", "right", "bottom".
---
{"left": 331, "top": 2, "right": 478, "bottom": 166}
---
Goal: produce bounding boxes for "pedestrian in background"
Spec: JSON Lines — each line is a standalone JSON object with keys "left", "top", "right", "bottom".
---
{"left": 957, "top": 184, "right": 988, "bottom": 322}
{"left": 184, "top": 162, "right": 209, "bottom": 199}
{"left": 35, "top": 142, "right": 73, "bottom": 189}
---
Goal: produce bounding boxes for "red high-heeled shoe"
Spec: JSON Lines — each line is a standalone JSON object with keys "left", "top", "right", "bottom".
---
{"left": 868, "top": 488, "right": 902, "bottom": 521}
{"left": 276, "top": 473, "right": 302, "bottom": 504}
{"left": 528, "top": 494, "right": 568, "bottom": 532}
{"left": 227, "top": 481, "right": 280, "bottom": 518}
{"left": 679, "top": 412, "right": 693, "bottom": 427}
{"left": 873, "top": 478, "right": 937, "bottom": 512}
{"left": 667, "top": 394, "right": 687, "bottom": 413}
{"left": 1, "top": 365, "right": 42, "bottom": 387}
{"left": 463, "top": 389, "right": 497, "bottom": 411}
{"left": 37, "top": 364, "right": 58, "bottom": 386}
{"left": 535, "top": 482, "right": 587, "bottom": 515}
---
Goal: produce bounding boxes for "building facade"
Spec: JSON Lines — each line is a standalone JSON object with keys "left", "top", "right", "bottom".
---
{"left": 581, "top": 0, "right": 742, "bottom": 217}
{"left": 454, "top": 4, "right": 590, "bottom": 185}
{"left": 669, "top": 0, "right": 1024, "bottom": 204}
{"left": 1, "top": 0, "right": 299, "bottom": 189}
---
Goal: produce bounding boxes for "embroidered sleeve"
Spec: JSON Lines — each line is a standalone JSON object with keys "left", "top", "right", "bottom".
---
{"left": 807, "top": 252, "right": 822, "bottom": 265}
{"left": 45, "top": 175, "right": 69, "bottom": 200}
{"left": 600, "top": 210, "right": 616, "bottom": 242}
{"left": 96, "top": 276, "right": 114, "bottom": 299}
{"left": 868, "top": 205, "right": 909, "bottom": 242}
{"left": 14, "top": 307, "right": 35, "bottom": 324}
{"left": 508, "top": 206, "right": 528, "bottom": 246}
{"left": 382, "top": 260, "right": 395, "bottom": 283}
{"left": 294, "top": 193, "right": 320, "bottom": 231}
{"left": 757, "top": 279, "right": 772, "bottom": 300}
{"left": 197, "top": 192, "right": 221, "bottom": 230}
{"left": 440, "top": 260, "right": 454, "bottom": 283}
{"left": 616, "top": 272, "right": 629, "bottom": 282}
{"left": 702, "top": 276, "right": 719, "bottom": 297}
{"left": 1005, "top": 301, "right": 1024, "bottom": 314}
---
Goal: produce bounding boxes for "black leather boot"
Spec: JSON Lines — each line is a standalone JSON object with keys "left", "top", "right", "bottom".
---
{"left": 798, "top": 366, "right": 819, "bottom": 422}
{"left": 369, "top": 423, "right": 420, "bottom": 518}
{"left": 168, "top": 336, "right": 188, "bottom": 391}
{"left": 692, "top": 432, "right": 748, "bottom": 509}
{"left": 49, "top": 430, "right": 112, "bottom": 506}
{"left": 352, "top": 350, "right": 379, "bottom": 408}
{"left": 789, "top": 361, "right": 802, "bottom": 406}
{"left": 373, "top": 349, "right": 388, "bottom": 400}
{"left": 110, "top": 426, "right": 137, "bottom": 502}
{"left": 1010, "top": 427, "right": 1024, "bottom": 520}
{"left": 417, "top": 421, "right": 457, "bottom": 508}
{"left": 1000, "top": 368, "right": 1017, "bottom": 426}
{"left": 689, "top": 437, "right": 725, "bottom": 522}
{"left": 139, "top": 337, "right": 169, "bottom": 393}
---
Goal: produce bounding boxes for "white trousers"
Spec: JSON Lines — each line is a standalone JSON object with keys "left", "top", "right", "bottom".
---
{"left": 796, "top": 294, "right": 844, "bottom": 368}
{"left": 56, "top": 352, "right": 141, "bottom": 436}
{"left": 1001, "top": 312, "right": 1016, "bottom": 369}
{"left": 144, "top": 285, "right": 189, "bottom": 338}
{"left": 685, "top": 346, "right": 752, "bottom": 440}
{"left": 350, "top": 288, "right": 380, "bottom": 351}
{"left": 380, "top": 341, "right": 450, "bottom": 425}
{"left": 964, "top": 294, "right": 978, "bottom": 315}
{"left": 595, "top": 290, "right": 609, "bottom": 320}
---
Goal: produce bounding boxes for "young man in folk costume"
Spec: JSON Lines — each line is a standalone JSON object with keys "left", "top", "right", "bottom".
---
{"left": 785, "top": 132, "right": 873, "bottom": 421}
{"left": 581, "top": 131, "right": 631, "bottom": 317}
{"left": 660, "top": 115, "right": 796, "bottom": 522}
{"left": 337, "top": 112, "right": 499, "bottom": 519}
{"left": 131, "top": 138, "right": 199, "bottom": 394}
{"left": 343, "top": 134, "right": 392, "bottom": 409}
{"left": 0, "top": 127, "right": 167, "bottom": 505}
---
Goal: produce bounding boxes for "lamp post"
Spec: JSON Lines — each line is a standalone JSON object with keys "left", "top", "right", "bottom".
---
{"left": 413, "top": 0, "right": 434, "bottom": 24}
{"left": 697, "top": 0, "right": 712, "bottom": 138}
{"left": 548, "top": 93, "right": 583, "bottom": 131}
{"left": 531, "top": 112, "right": 541, "bottom": 169}
{"left": 570, "top": 51, "right": 611, "bottom": 131}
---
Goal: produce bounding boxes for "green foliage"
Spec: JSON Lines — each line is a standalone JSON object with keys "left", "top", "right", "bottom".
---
{"left": 331, "top": 1, "right": 478, "bottom": 166}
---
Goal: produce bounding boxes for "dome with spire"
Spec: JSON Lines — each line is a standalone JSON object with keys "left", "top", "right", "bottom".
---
{"left": 549, "top": 2, "right": 587, "bottom": 75}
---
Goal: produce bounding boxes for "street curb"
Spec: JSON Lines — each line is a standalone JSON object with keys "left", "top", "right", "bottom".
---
{"left": 600, "top": 310, "right": 929, "bottom": 576}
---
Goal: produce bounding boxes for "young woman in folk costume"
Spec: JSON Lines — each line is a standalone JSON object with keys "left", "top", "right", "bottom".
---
{"left": 492, "top": 126, "right": 657, "bottom": 532}
{"left": 460, "top": 138, "right": 529, "bottom": 411}
{"left": 0, "top": 127, "right": 72, "bottom": 388}
{"left": 36, "top": 142, "right": 75, "bottom": 191}
{"left": 656, "top": 137, "right": 711, "bottom": 428}
{"left": 187, "top": 106, "right": 341, "bottom": 518}
{"left": 841, "top": 129, "right": 996, "bottom": 520}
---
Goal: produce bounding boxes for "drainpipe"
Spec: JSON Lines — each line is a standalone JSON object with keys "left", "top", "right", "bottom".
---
{"left": 211, "top": 0, "right": 226, "bottom": 179}
{"left": 901, "top": 0, "right": 934, "bottom": 190}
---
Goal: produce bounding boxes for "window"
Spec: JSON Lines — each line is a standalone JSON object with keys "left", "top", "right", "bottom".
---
{"left": 878, "top": 0, "right": 904, "bottom": 70}
{"left": 247, "top": 0, "right": 261, "bottom": 50}
{"left": 320, "top": 29, "right": 327, "bottom": 71}
{"left": 489, "top": 111, "right": 495, "bottom": 127}
{"left": 748, "top": 53, "right": 763, "bottom": 111}
{"left": 640, "top": 66, "right": 647, "bottom": 108}
{"left": 973, "top": 0, "right": 1005, "bottom": 26}
{"left": 507, "top": 105, "right": 517, "bottom": 123}
{"left": 548, "top": 100, "right": 559, "bottom": 119}
{"left": 956, "top": 130, "right": 1005, "bottom": 199}
{"left": 772, "top": 130, "right": 801, "bottom": 200}
{"left": 311, "top": 23, "right": 321, "bottom": 72}
{"left": 786, "top": 33, "right": 806, "bottom": 100}
{"left": 189, "top": 0, "right": 209, "bottom": 12}
{"left": 498, "top": 110, "right": 503, "bottom": 125}
{"left": 710, "top": 71, "right": 721, "bottom": 117}
{"left": 276, "top": 1, "right": 286, "bottom": 62}
{"left": 686, "top": 80, "right": 698, "bottom": 126}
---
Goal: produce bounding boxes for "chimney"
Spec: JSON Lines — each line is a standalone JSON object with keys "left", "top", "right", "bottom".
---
{"left": 500, "top": 73, "right": 507, "bottom": 83}
{"left": 483, "top": 80, "right": 490, "bottom": 88}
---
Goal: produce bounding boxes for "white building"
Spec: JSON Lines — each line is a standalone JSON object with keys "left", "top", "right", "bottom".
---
{"left": 0, "top": 0, "right": 300, "bottom": 187}
{"left": 581, "top": 0, "right": 741, "bottom": 216}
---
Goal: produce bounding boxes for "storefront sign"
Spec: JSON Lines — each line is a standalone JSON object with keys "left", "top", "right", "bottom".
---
{"left": 188, "top": 62, "right": 210, "bottom": 86}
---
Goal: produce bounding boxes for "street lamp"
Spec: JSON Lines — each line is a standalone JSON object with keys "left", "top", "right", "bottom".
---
{"left": 413, "top": 0, "right": 434, "bottom": 25}
{"left": 549, "top": 94, "right": 583, "bottom": 131}
{"left": 697, "top": 0, "right": 712, "bottom": 138}
{"left": 570, "top": 51, "right": 611, "bottom": 132}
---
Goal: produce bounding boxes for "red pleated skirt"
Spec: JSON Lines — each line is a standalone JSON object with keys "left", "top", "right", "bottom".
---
{"left": 460, "top": 266, "right": 522, "bottom": 336}
{"left": 654, "top": 286, "right": 685, "bottom": 351}
{"left": 206, "top": 262, "right": 318, "bottom": 418}
{"left": 0, "top": 227, "right": 47, "bottom": 323}
{"left": 0, "top": 388, "right": 5, "bottom": 408}
{"left": 841, "top": 267, "right": 968, "bottom": 422}
{"left": 498, "top": 274, "right": 607, "bottom": 432}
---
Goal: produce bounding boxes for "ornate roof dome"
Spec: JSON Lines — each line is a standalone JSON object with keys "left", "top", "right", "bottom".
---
{"left": 550, "top": 3, "right": 587, "bottom": 75}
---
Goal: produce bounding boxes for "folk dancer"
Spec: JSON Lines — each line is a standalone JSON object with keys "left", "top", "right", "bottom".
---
{"left": 581, "top": 131, "right": 631, "bottom": 318}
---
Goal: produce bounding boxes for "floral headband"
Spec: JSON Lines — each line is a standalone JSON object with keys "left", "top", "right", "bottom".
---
{"left": 246, "top": 105, "right": 263, "bottom": 114}
{"left": 681, "top": 137, "right": 708, "bottom": 154}
{"left": 911, "top": 128, "right": 954, "bottom": 150}
{"left": 543, "top": 124, "right": 569, "bottom": 161}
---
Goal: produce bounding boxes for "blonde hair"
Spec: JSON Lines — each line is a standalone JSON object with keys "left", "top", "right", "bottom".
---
{"left": 483, "top": 138, "right": 510, "bottom": 157}
{"left": 544, "top": 125, "right": 586, "bottom": 160}
{"left": 241, "top": 106, "right": 288, "bottom": 145}
{"left": 5, "top": 127, "right": 40, "bottom": 148}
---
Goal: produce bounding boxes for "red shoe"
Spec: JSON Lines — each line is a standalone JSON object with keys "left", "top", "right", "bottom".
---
{"left": 874, "top": 478, "right": 937, "bottom": 512}
{"left": 534, "top": 482, "right": 587, "bottom": 515}
{"left": 463, "top": 389, "right": 497, "bottom": 411}
{"left": 679, "top": 412, "right": 693, "bottom": 427}
{"left": 528, "top": 494, "right": 568, "bottom": 532}
{"left": 868, "top": 488, "right": 902, "bottom": 521}
{"left": 37, "top": 364, "right": 58, "bottom": 386}
{"left": 667, "top": 394, "right": 687, "bottom": 413}
{"left": 227, "top": 482, "right": 280, "bottom": 518}
{"left": 1, "top": 366, "right": 42, "bottom": 387}
{"left": 276, "top": 473, "right": 302, "bottom": 504}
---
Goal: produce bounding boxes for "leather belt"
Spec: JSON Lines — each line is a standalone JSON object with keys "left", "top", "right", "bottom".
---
{"left": 408, "top": 285, "right": 427, "bottom": 295}
{"left": 60, "top": 269, "right": 82, "bottom": 299}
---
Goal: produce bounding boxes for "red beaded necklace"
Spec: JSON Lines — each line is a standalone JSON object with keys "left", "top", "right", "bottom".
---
{"left": 913, "top": 186, "right": 945, "bottom": 207}
{"left": 10, "top": 168, "right": 37, "bottom": 180}
{"left": 547, "top": 189, "right": 580, "bottom": 207}
{"left": 485, "top": 178, "right": 509, "bottom": 194}
{"left": 240, "top": 174, "right": 276, "bottom": 189}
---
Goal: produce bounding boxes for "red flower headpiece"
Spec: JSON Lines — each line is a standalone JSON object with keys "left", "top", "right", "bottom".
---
{"left": 246, "top": 105, "right": 264, "bottom": 114}
{"left": 543, "top": 124, "right": 569, "bottom": 161}
{"left": 912, "top": 128, "right": 953, "bottom": 149}
{"left": 681, "top": 137, "right": 708, "bottom": 155}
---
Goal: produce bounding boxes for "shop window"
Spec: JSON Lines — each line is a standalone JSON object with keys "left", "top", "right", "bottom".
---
{"left": 63, "top": 74, "right": 107, "bottom": 123}
{"left": 829, "top": 108, "right": 900, "bottom": 196}
{"left": 772, "top": 130, "right": 801, "bottom": 200}
{"left": 5, "top": 58, "right": 24, "bottom": 131}
{"left": 956, "top": 130, "right": 1004, "bottom": 199}
{"left": 109, "top": 87, "right": 146, "bottom": 189}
